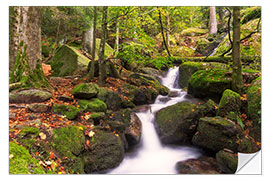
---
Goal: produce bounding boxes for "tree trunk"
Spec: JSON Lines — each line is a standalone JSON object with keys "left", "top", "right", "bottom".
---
{"left": 82, "top": 29, "right": 91, "bottom": 53}
{"left": 158, "top": 9, "right": 171, "bottom": 58}
{"left": 232, "top": 6, "right": 243, "bottom": 93}
{"left": 10, "top": 6, "right": 50, "bottom": 89}
{"left": 166, "top": 9, "right": 170, "bottom": 47}
{"left": 209, "top": 6, "right": 218, "bottom": 35}
{"left": 98, "top": 6, "right": 108, "bottom": 86}
{"left": 88, "top": 6, "right": 97, "bottom": 79}
{"left": 115, "top": 20, "right": 119, "bottom": 53}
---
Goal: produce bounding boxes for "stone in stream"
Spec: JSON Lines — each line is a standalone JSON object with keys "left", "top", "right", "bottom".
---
{"left": 216, "top": 150, "right": 238, "bottom": 174}
{"left": 9, "top": 89, "right": 52, "bottom": 104}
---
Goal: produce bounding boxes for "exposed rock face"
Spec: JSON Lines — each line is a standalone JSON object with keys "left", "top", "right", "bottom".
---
{"left": 83, "top": 130, "right": 125, "bottom": 173}
{"left": 176, "top": 156, "right": 221, "bottom": 174}
{"left": 72, "top": 83, "right": 99, "bottom": 99}
{"left": 192, "top": 116, "right": 242, "bottom": 152}
{"left": 9, "top": 89, "right": 52, "bottom": 103}
{"left": 216, "top": 150, "right": 238, "bottom": 174}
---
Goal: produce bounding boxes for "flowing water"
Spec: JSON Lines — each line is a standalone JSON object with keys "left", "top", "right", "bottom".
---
{"left": 109, "top": 67, "right": 201, "bottom": 174}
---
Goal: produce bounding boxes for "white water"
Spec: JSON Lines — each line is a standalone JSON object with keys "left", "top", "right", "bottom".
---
{"left": 109, "top": 67, "right": 201, "bottom": 174}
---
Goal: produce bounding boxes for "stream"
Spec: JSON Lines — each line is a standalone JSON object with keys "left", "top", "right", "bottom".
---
{"left": 109, "top": 67, "right": 202, "bottom": 174}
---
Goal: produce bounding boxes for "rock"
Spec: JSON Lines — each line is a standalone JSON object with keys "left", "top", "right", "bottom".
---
{"left": 217, "top": 89, "right": 241, "bottom": 120}
{"left": 83, "top": 130, "right": 125, "bottom": 173}
{"left": 216, "top": 150, "right": 238, "bottom": 174}
{"left": 246, "top": 77, "right": 261, "bottom": 123}
{"left": 9, "top": 142, "right": 45, "bottom": 174}
{"left": 188, "top": 69, "right": 232, "bottom": 101}
{"left": 72, "top": 83, "right": 99, "bottom": 99}
{"left": 48, "top": 45, "right": 90, "bottom": 77}
{"left": 52, "top": 104, "right": 80, "bottom": 120}
{"left": 9, "top": 89, "right": 52, "bottom": 104}
{"left": 78, "top": 98, "right": 107, "bottom": 112}
{"left": 125, "top": 113, "right": 142, "bottom": 146}
{"left": 50, "top": 126, "right": 85, "bottom": 173}
{"left": 176, "top": 156, "right": 221, "bottom": 174}
{"left": 27, "top": 103, "right": 49, "bottom": 113}
{"left": 133, "top": 87, "right": 159, "bottom": 105}
{"left": 97, "top": 87, "right": 122, "bottom": 111}
{"left": 57, "top": 95, "right": 73, "bottom": 102}
{"left": 180, "top": 28, "right": 208, "bottom": 36}
{"left": 138, "top": 67, "right": 162, "bottom": 81}
{"left": 192, "top": 116, "right": 242, "bottom": 152}
{"left": 237, "top": 136, "right": 260, "bottom": 153}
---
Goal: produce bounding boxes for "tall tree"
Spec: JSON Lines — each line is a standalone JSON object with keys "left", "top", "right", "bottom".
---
{"left": 158, "top": 8, "right": 171, "bottom": 58}
{"left": 98, "top": 6, "right": 108, "bottom": 86}
{"left": 232, "top": 6, "right": 243, "bottom": 93}
{"left": 88, "top": 6, "right": 97, "bottom": 79}
{"left": 10, "top": 6, "right": 50, "bottom": 89}
{"left": 209, "top": 6, "right": 218, "bottom": 35}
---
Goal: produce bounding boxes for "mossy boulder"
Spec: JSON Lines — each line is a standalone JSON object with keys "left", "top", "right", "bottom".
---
{"left": 247, "top": 77, "right": 261, "bottom": 123}
{"left": 192, "top": 116, "right": 242, "bottom": 152}
{"left": 17, "top": 127, "right": 40, "bottom": 150}
{"left": 72, "top": 83, "right": 99, "bottom": 99}
{"left": 216, "top": 150, "right": 238, "bottom": 174}
{"left": 180, "top": 28, "right": 208, "bottom": 36}
{"left": 97, "top": 87, "right": 122, "bottom": 111}
{"left": 50, "top": 126, "right": 85, "bottom": 173}
{"left": 49, "top": 45, "right": 90, "bottom": 77}
{"left": 139, "top": 67, "right": 162, "bottom": 81}
{"left": 161, "top": 46, "right": 195, "bottom": 57}
{"left": 52, "top": 104, "right": 80, "bottom": 120}
{"left": 176, "top": 156, "right": 221, "bottom": 174}
{"left": 83, "top": 130, "right": 125, "bottom": 173}
{"left": 9, "top": 142, "right": 45, "bottom": 174}
{"left": 9, "top": 89, "right": 52, "bottom": 104}
{"left": 78, "top": 98, "right": 107, "bottom": 112}
{"left": 27, "top": 103, "right": 49, "bottom": 113}
{"left": 217, "top": 89, "right": 241, "bottom": 119}
{"left": 188, "top": 69, "right": 232, "bottom": 101}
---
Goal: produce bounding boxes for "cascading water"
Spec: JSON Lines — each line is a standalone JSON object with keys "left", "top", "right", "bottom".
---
{"left": 109, "top": 67, "right": 201, "bottom": 174}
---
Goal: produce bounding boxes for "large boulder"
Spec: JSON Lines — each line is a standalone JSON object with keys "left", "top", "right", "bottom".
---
{"left": 138, "top": 67, "right": 163, "bottom": 81}
{"left": 9, "top": 89, "right": 52, "bottom": 104}
{"left": 78, "top": 98, "right": 107, "bottom": 113}
{"left": 72, "top": 83, "right": 99, "bottom": 99}
{"left": 176, "top": 156, "right": 221, "bottom": 174}
{"left": 217, "top": 89, "right": 241, "bottom": 120}
{"left": 52, "top": 104, "right": 80, "bottom": 120}
{"left": 188, "top": 69, "right": 232, "bottom": 101}
{"left": 154, "top": 100, "right": 215, "bottom": 144}
{"left": 247, "top": 77, "right": 261, "bottom": 123}
{"left": 50, "top": 126, "right": 85, "bottom": 173}
{"left": 216, "top": 150, "right": 238, "bottom": 174}
{"left": 9, "top": 142, "right": 45, "bottom": 174}
{"left": 49, "top": 45, "right": 90, "bottom": 77}
{"left": 27, "top": 103, "right": 49, "bottom": 113}
{"left": 192, "top": 116, "right": 242, "bottom": 152}
{"left": 83, "top": 130, "right": 125, "bottom": 173}
{"left": 97, "top": 87, "right": 122, "bottom": 111}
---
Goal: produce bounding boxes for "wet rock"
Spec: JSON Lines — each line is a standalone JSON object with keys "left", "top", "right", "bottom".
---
{"left": 139, "top": 67, "right": 162, "bottom": 81}
{"left": 192, "top": 116, "right": 242, "bottom": 152}
{"left": 125, "top": 113, "right": 142, "bottom": 146}
{"left": 27, "top": 103, "right": 49, "bottom": 113}
{"left": 9, "top": 89, "right": 52, "bottom": 104}
{"left": 176, "top": 156, "right": 221, "bottom": 174}
{"left": 168, "top": 90, "right": 179, "bottom": 97}
{"left": 216, "top": 150, "right": 238, "bottom": 174}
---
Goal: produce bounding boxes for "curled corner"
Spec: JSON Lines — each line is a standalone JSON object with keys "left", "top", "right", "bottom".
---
{"left": 236, "top": 150, "right": 262, "bottom": 174}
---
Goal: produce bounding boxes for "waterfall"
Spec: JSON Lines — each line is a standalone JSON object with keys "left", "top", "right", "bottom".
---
{"left": 109, "top": 67, "right": 201, "bottom": 174}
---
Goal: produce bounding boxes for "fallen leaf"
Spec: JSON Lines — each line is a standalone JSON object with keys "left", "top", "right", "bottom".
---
{"left": 45, "top": 161, "right": 52, "bottom": 165}
{"left": 9, "top": 154, "right": 14, "bottom": 159}
{"left": 39, "top": 132, "right": 46, "bottom": 140}
{"left": 50, "top": 152, "right": 54, "bottom": 159}
{"left": 88, "top": 131, "right": 95, "bottom": 137}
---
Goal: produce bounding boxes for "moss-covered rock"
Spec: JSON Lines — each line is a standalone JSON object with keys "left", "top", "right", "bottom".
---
{"left": 188, "top": 69, "right": 232, "bottom": 101}
{"left": 27, "top": 103, "right": 49, "bottom": 113}
{"left": 217, "top": 89, "right": 241, "bottom": 119}
{"left": 241, "top": 7, "right": 261, "bottom": 24}
{"left": 72, "top": 83, "right": 99, "bottom": 99}
{"left": 9, "top": 142, "right": 45, "bottom": 174}
{"left": 83, "top": 130, "right": 125, "bottom": 173}
{"left": 78, "top": 98, "right": 107, "bottom": 112}
{"left": 161, "top": 46, "right": 195, "bottom": 57}
{"left": 138, "top": 67, "right": 162, "bottom": 81}
{"left": 192, "top": 116, "right": 242, "bottom": 152}
{"left": 237, "top": 136, "right": 260, "bottom": 153}
{"left": 9, "top": 89, "right": 52, "bottom": 104}
{"left": 49, "top": 45, "right": 90, "bottom": 77}
{"left": 97, "top": 87, "right": 122, "bottom": 111}
{"left": 50, "top": 126, "right": 85, "bottom": 173}
{"left": 52, "top": 104, "right": 80, "bottom": 120}
{"left": 216, "top": 150, "right": 238, "bottom": 174}
{"left": 247, "top": 77, "right": 261, "bottom": 123}
{"left": 180, "top": 28, "right": 208, "bottom": 36}
{"left": 176, "top": 156, "right": 221, "bottom": 174}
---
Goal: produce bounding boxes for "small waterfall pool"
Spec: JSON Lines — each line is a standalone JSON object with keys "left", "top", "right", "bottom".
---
{"left": 108, "top": 67, "right": 201, "bottom": 174}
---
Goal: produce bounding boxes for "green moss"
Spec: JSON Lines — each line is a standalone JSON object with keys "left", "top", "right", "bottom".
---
{"left": 217, "top": 89, "right": 241, "bottom": 119}
{"left": 216, "top": 150, "right": 238, "bottom": 174}
{"left": 97, "top": 87, "right": 122, "bottom": 111}
{"left": 180, "top": 28, "right": 208, "bottom": 36}
{"left": 247, "top": 76, "right": 261, "bottom": 123}
{"left": 161, "top": 46, "right": 195, "bottom": 57}
{"left": 241, "top": 7, "right": 261, "bottom": 24}
{"left": 19, "top": 127, "right": 40, "bottom": 137}
{"left": 52, "top": 104, "right": 80, "bottom": 120}
{"left": 72, "top": 83, "right": 99, "bottom": 99}
{"left": 9, "top": 142, "right": 45, "bottom": 174}
{"left": 78, "top": 98, "right": 107, "bottom": 112}
{"left": 179, "top": 62, "right": 205, "bottom": 87}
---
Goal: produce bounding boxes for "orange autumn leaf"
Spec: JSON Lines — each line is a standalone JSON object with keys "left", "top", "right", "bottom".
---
{"left": 50, "top": 152, "right": 54, "bottom": 159}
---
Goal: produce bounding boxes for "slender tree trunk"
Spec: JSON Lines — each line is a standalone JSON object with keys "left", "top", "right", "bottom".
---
{"left": 166, "top": 9, "right": 170, "bottom": 47}
{"left": 232, "top": 6, "right": 243, "bottom": 93}
{"left": 115, "top": 20, "right": 119, "bottom": 53}
{"left": 209, "top": 6, "right": 218, "bottom": 35}
{"left": 89, "top": 6, "right": 97, "bottom": 79}
{"left": 158, "top": 9, "right": 171, "bottom": 58}
{"left": 98, "top": 6, "right": 108, "bottom": 86}
{"left": 82, "top": 29, "right": 91, "bottom": 53}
